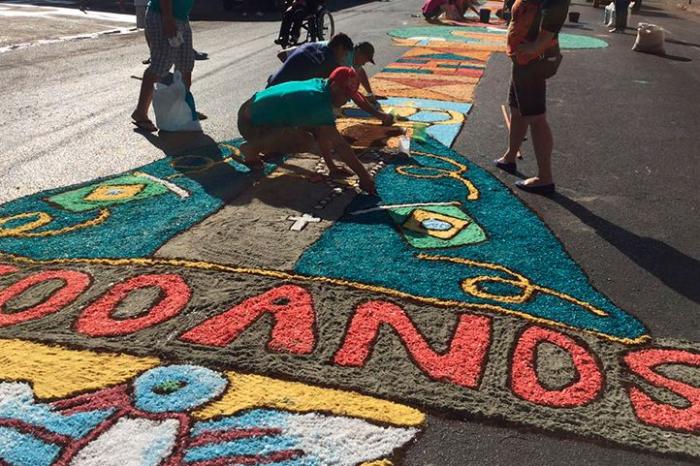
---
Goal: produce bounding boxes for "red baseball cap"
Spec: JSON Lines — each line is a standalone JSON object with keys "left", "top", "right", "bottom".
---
{"left": 329, "top": 66, "right": 362, "bottom": 102}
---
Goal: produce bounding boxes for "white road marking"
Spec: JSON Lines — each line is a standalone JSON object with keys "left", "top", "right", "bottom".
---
{"left": 0, "top": 2, "right": 136, "bottom": 23}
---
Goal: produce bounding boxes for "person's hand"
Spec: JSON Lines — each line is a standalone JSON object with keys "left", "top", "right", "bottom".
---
{"left": 517, "top": 41, "right": 541, "bottom": 56}
{"left": 359, "top": 176, "right": 378, "bottom": 196}
{"left": 163, "top": 16, "right": 177, "bottom": 38}
{"left": 379, "top": 112, "right": 395, "bottom": 126}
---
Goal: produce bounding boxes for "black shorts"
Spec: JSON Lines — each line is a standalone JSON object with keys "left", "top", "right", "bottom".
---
{"left": 508, "top": 53, "right": 562, "bottom": 117}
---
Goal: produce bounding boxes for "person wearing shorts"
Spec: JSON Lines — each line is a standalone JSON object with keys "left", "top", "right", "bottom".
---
{"left": 131, "top": 0, "right": 196, "bottom": 132}
{"left": 237, "top": 67, "right": 377, "bottom": 195}
{"left": 494, "top": 0, "right": 569, "bottom": 194}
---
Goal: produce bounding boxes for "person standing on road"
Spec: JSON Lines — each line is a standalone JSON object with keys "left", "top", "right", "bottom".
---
{"left": 237, "top": 67, "right": 378, "bottom": 195}
{"left": 494, "top": 0, "right": 569, "bottom": 194}
{"left": 610, "top": 0, "right": 630, "bottom": 32}
{"left": 131, "top": 0, "right": 198, "bottom": 132}
{"left": 269, "top": 34, "right": 394, "bottom": 125}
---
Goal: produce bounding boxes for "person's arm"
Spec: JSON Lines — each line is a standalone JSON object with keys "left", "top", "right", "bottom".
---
{"left": 351, "top": 93, "right": 395, "bottom": 126}
{"left": 160, "top": 0, "right": 177, "bottom": 38}
{"left": 319, "top": 126, "right": 377, "bottom": 195}
{"left": 517, "top": 0, "right": 569, "bottom": 55}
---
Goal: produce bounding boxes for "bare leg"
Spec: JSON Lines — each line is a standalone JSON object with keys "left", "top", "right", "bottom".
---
{"left": 132, "top": 69, "right": 158, "bottom": 122}
{"left": 497, "top": 106, "right": 528, "bottom": 164}
{"left": 523, "top": 113, "right": 553, "bottom": 185}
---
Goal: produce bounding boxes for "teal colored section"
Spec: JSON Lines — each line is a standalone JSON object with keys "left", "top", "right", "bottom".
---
{"left": 295, "top": 136, "right": 647, "bottom": 340}
{"left": 0, "top": 139, "right": 282, "bottom": 260}
{"left": 0, "top": 426, "right": 61, "bottom": 466}
{"left": 388, "top": 26, "right": 608, "bottom": 49}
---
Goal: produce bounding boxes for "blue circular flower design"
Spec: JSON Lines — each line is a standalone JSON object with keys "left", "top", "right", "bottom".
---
{"left": 133, "top": 365, "right": 228, "bottom": 413}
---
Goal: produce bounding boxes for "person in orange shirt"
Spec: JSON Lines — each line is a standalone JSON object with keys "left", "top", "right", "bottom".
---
{"left": 494, "top": 0, "right": 569, "bottom": 194}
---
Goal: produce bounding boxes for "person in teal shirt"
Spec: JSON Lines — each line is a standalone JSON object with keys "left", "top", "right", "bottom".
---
{"left": 237, "top": 67, "right": 377, "bottom": 195}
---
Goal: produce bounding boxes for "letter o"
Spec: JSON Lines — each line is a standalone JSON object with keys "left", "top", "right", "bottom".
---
{"left": 0, "top": 270, "right": 91, "bottom": 327}
{"left": 510, "top": 326, "right": 605, "bottom": 407}
{"left": 76, "top": 274, "right": 191, "bottom": 337}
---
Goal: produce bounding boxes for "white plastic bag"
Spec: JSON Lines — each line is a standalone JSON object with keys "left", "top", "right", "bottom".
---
{"left": 152, "top": 71, "right": 202, "bottom": 132}
{"left": 633, "top": 22, "right": 666, "bottom": 55}
{"left": 604, "top": 3, "right": 615, "bottom": 26}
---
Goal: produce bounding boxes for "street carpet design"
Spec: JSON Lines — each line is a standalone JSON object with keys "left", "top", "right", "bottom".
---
{"left": 0, "top": 15, "right": 699, "bottom": 466}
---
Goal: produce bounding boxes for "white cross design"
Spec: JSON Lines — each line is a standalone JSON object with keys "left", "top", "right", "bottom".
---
{"left": 287, "top": 214, "right": 321, "bottom": 232}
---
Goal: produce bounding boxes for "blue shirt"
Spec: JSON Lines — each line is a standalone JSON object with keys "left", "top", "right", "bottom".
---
{"left": 267, "top": 42, "right": 339, "bottom": 88}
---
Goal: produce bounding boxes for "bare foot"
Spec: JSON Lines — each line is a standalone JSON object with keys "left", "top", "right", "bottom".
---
{"left": 520, "top": 176, "right": 553, "bottom": 187}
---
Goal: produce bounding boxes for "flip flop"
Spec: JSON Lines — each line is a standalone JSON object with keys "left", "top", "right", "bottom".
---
{"left": 515, "top": 180, "right": 555, "bottom": 195}
{"left": 132, "top": 119, "right": 157, "bottom": 133}
{"left": 494, "top": 159, "right": 517, "bottom": 174}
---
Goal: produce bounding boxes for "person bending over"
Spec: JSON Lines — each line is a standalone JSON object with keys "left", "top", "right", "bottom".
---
{"left": 237, "top": 67, "right": 377, "bottom": 195}
{"left": 268, "top": 34, "right": 393, "bottom": 125}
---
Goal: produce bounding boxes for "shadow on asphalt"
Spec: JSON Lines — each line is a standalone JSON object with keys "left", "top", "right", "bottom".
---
{"left": 550, "top": 193, "right": 700, "bottom": 307}
{"left": 665, "top": 38, "right": 700, "bottom": 49}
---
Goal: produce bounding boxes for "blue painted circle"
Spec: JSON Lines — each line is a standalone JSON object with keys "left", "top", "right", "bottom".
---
{"left": 422, "top": 218, "right": 452, "bottom": 231}
{"left": 409, "top": 111, "right": 451, "bottom": 123}
{"left": 134, "top": 365, "right": 228, "bottom": 413}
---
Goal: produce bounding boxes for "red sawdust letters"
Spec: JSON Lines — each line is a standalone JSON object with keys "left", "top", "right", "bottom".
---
{"left": 333, "top": 300, "right": 491, "bottom": 389}
{"left": 180, "top": 284, "right": 316, "bottom": 354}
{"left": 0, "top": 270, "right": 91, "bottom": 327}
{"left": 510, "top": 326, "right": 605, "bottom": 407}
{"left": 624, "top": 348, "right": 700, "bottom": 433}
{"left": 76, "top": 274, "right": 191, "bottom": 337}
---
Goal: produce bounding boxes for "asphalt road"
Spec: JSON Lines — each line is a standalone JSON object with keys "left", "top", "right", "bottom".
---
{"left": 1, "top": 0, "right": 699, "bottom": 464}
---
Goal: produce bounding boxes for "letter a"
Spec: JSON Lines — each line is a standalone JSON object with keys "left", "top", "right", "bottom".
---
{"left": 180, "top": 285, "right": 316, "bottom": 354}
{"left": 333, "top": 301, "right": 491, "bottom": 389}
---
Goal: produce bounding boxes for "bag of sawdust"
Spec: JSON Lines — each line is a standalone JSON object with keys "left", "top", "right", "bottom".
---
{"left": 633, "top": 23, "right": 666, "bottom": 55}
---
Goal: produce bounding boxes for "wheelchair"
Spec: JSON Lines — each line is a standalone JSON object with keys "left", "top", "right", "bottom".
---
{"left": 283, "top": 0, "right": 335, "bottom": 45}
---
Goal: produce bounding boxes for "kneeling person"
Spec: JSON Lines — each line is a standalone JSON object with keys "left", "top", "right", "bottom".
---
{"left": 238, "top": 67, "right": 377, "bottom": 195}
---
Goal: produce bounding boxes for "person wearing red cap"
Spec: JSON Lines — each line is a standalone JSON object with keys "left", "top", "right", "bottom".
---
{"left": 237, "top": 67, "right": 377, "bottom": 195}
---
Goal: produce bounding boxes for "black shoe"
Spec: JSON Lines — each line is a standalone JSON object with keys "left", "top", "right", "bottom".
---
{"left": 194, "top": 50, "right": 209, "bottom": 60}
{"left": 515, "top": 180, "right": 555, "bottom": 195}
{"left": 142, "top": 57, "right": 151, "bottom": 65}
{"left": 494, "top": 159, "right": 517, "bottom": 174}
{"left": 274, "top": 38, "right": 288, "bottom": 46}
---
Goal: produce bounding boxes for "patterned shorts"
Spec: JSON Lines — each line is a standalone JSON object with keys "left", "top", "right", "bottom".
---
{"left": 145, "top": 9, "right": 194, "bottom": 77}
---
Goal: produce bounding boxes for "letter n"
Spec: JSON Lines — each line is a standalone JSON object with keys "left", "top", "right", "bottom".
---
{"left": 333, "top": 301, "right": 491, "bottom": 389}
{"left": 624, "top": 348, "right": 700, "bottom": 433}
{"left": 179, "top": 285, "right": 316, "bottom": 354}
